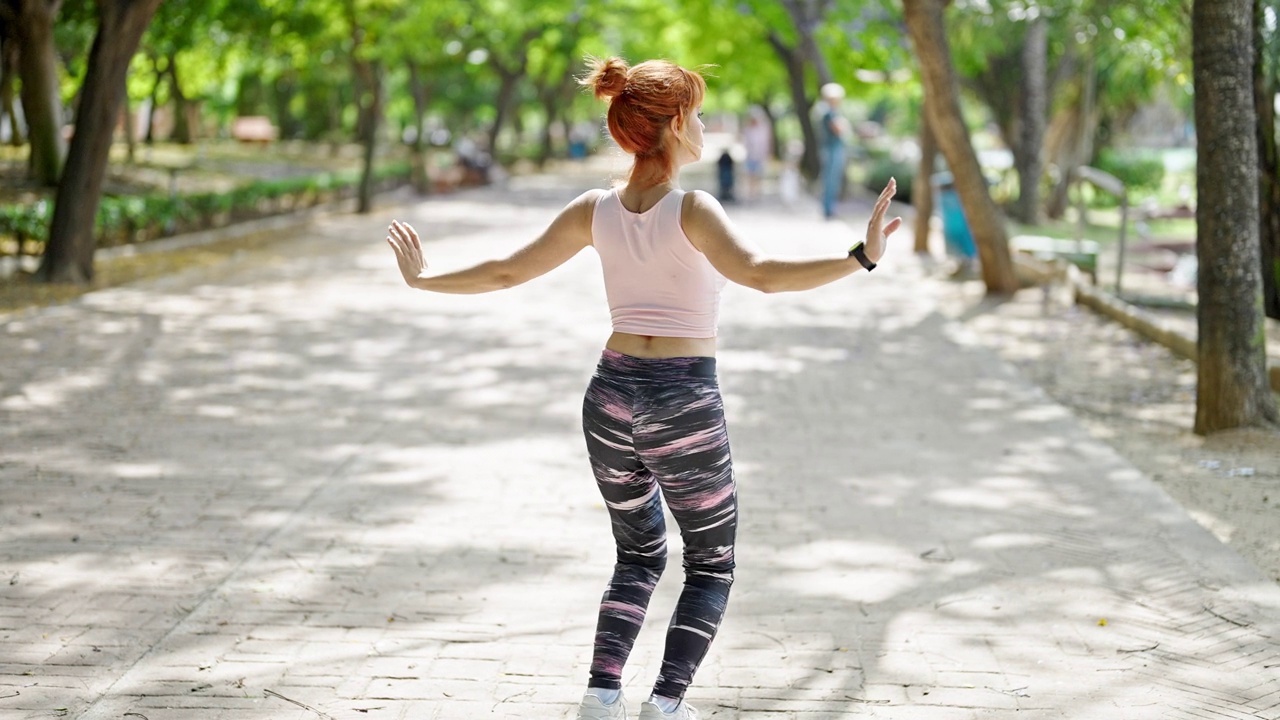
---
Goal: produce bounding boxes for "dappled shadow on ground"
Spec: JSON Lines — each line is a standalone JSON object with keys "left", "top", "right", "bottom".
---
{"left": 0, "top": 182, "right": 614, "bottom": 717}
{"left": 1, "top": 179, "right": 1277, "bottom": 720}
{"left": 712, "top": 306, "right": 1280, "bottom": 717}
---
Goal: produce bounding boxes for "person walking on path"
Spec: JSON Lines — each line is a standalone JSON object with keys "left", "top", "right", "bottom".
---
{"left": 385, "top": 56, "right": 901, "bottom": 720}
{"left": 742, "top": 108, "right": 772, "bottom": 202}
{"left": 817, "top": 82, "right": 850, "bottom": 219}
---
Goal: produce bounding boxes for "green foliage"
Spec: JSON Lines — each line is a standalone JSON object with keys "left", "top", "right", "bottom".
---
{"left": 0, "top": 164, "right": 411, "bottom": 254}
{"left": 864, "top": 156, "right": 915, "bottom": 205}
{"left": 0, "top": 202, "right": 53, "bottom": 242}
{"left": 1093, "top": 149, "right": 1166, "bottom": 194}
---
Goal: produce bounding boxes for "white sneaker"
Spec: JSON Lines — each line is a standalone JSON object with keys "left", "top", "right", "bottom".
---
{"left": 577, "top": 692, "right": 627, "bottom": 720}
{"left": 638, "top": 700, "right": 700, "bottom": 719}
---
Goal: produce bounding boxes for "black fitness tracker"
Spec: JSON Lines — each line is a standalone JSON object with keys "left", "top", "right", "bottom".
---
{"left": 849, "top": 242, "right": 876, "bottom": 271}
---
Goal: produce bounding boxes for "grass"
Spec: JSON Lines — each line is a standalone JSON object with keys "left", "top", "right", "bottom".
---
{"left": 1009, "top": 206, "right": 1197, "bottom": 248}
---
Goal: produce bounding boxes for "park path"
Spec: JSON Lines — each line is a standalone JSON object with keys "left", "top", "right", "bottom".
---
{"left": 2, "top": 157, "right": 1279, "bottom": 720}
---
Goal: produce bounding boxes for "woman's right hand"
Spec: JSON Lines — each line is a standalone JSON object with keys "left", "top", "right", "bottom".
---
{"left": 864, "top": 178, "right": 902, "bottom": 263}
{"left": 386, "top": 220, "right": 427, "bottom": 289}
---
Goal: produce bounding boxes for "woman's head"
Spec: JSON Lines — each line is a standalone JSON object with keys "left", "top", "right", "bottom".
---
{"left": 581, "top": 56, "right": 706, "bottom": 186}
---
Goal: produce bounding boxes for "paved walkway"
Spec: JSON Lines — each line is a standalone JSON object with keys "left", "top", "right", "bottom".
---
{"left": 2, "top": 161, "right": 1279, "bottom": 720}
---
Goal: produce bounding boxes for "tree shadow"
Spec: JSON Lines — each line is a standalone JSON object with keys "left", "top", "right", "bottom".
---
{"left": 2, "top": 179, "right": 1277, "bottom": 720}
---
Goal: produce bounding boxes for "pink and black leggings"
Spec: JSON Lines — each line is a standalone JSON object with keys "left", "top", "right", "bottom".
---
{"left": 581, "top": 349, "right": 738, "bottom": 701}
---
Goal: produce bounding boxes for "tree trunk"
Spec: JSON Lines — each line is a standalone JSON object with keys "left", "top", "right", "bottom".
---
{"left": 1192, "top": 0, "right": 1279, "bottom": 433}
{"left": 354, "top": 59, "right": 381, "bottom": 214}
{"left": 169, "top": 52, "right": 191, "bottom": 144}
{"left": 36, "top": 0, "right": 163, "bottom": 284}
{"left": 1256, "top": 0, "right": 1280, "bottom": 320}
{"left": 14, "top": 0, "right": 64, "bottom": 186}
{"left": 538, "top": 93, "right": 558, "bottom": 168}
{"left": 1046, "top": 53, "right": 1099, "bottom": 220}
{"left": 903, "top": 0, "right": 1018, "bottom": 295}
{"left": 535, "top": 68, "right": 578, "bottom": 168}
{"left": 1, "top": 28, "right": 23, "bottom": 146}
{"left": 767, "top": 31, "right": 820, "bottom": 181}
{"left": 270, "top": 72, "right": 299, "bottom": 140}
{"left": 781, "top": 0, "right": 834, "bottom": 85}
{"left": 121, "top": 93, "right": 134, "bottom": 163}
{"left": 144, "top": 54, "right": 162, "bottom": 144}
{"left": 758, "top": 101, "right": 782, "bottom": 161}
{"left": 406, "top": 59, "right": 432, "bottom": 194}
{"left": 1044, "top": 99, "right": 1083, "bottom": 219}
{"left": 489, "top": 68, "right": 521, "bottom": 156}
{"left": 1013, "top": 14, "right": 1046, "bottom": 225}
{"left": 914, "top": 94, "right": 937, "bottom": 255}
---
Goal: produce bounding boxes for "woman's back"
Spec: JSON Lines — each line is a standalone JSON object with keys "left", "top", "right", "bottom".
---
{"left": 592, "top": 187, "right": 726, "bottom": 342}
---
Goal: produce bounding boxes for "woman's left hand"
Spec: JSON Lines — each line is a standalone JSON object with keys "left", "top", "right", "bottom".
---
{"left": 865, "top": 178, "right": 903, "bottom": 263}
{"left": 386, "top": 220, "right": 427, "bottom": 288}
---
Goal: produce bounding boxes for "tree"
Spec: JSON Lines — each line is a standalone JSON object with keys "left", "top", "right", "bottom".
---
{"left": 903, "top": 0, "right": 1018, "bottom": 295}
{"left": 914, "top": 93, "right": 937, "bottom": 254}
{"left": 951, "top": 4, "right": 1053, "bottom": 225}
{"left": 1192, "top": 0, "right": 1279, "bottom": 433}
{"left": 0, "top": 0, "right": 65, "bottom": 185}
{"left": 348, "top": 7, "right": 382, "bottom": 215}
{"left": 1015, "top": 13, "right": 1047, "bottom": 225}
{"left": 138, "top": 0, "right": 227, "bottom": 145}
{"left": 0, "top": 20, "right": 23, "bottom": 146}
{"left": 1256, "top": 0, "right": 1279, "bottom": 319}
{"left": 36, "top": 0, "right": 163, "bottom": 283}
{"left": 763, "top": 0, "right": 836, "bottom": 180}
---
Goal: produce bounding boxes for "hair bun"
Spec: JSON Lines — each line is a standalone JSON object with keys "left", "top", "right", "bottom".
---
{"left": 584, "top": 56, "right": 630, "bottom": 100}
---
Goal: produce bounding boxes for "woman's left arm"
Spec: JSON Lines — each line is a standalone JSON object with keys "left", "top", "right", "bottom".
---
{"left": 387, "top": 189, "right": 602, "bottom": 294}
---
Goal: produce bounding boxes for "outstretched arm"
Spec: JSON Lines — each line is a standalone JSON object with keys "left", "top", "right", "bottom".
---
{"left": 387, "top": 189, "right": 603, "bottom": 294}
{"left": 682, "top": 179, "right": 901, "bottom": 294}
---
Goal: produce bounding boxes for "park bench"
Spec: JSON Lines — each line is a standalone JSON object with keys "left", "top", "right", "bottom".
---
{"left": 231, "top": 116, "right": 278, "bottom": 144}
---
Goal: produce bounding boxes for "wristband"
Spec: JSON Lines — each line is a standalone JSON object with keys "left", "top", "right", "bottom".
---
{"left": 848, "top": 242, "right": 876, "bottom": 271}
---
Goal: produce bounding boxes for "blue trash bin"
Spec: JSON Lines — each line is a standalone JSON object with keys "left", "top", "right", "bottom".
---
{"left": 932, "top": 172, "right": 977, "bottom": 261}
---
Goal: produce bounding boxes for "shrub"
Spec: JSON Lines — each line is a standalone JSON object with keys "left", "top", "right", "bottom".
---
{"left": 1093, "top": 149, "right": 1166, "bottom": 195}
{"left": 864, "top": 157, "right": 915, "bottom": 205}
{"left": 0, "top": 162, "right": 413, "bottom": 257}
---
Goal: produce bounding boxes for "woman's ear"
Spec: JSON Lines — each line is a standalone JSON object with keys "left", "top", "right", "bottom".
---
{"left": 669, "top": 115, "right": 684, "bottom": 136}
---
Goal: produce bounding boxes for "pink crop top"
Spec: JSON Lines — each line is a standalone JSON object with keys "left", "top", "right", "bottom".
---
{"left": 591, "top": 188, "right": 727, "bottom": 338}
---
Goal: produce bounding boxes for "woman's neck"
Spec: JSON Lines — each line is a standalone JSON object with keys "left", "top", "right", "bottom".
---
{"left": 618, "top": 176, "right": 680, "bottom": 213}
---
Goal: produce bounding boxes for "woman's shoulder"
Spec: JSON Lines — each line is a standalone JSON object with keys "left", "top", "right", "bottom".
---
{"left": 679, "top": 190, "right": 731, "bottom": 246}
{"left": 563, "top": 187, "right": 611, "bottom": 215}
{"left": 680, "top": 189, "right": 725, "bottom": 219}
{"left": 576, "top": 188, "right": 611, "bottom": 204}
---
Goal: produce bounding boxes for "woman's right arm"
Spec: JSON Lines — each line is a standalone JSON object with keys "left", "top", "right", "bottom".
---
{"left": 681, "top": 179, "right": 900, "bottom": 294}
{"left": 387, "top": 189, "right": 603, "bottom": 294}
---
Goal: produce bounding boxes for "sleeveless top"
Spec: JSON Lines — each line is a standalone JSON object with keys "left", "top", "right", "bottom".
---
{"left": 591, "top": 188, "right": 727, "bottom": 338}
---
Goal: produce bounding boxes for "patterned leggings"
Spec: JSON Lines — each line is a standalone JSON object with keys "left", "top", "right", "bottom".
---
{"left": 581, "top": 349, "right": 737, "bottom": 700}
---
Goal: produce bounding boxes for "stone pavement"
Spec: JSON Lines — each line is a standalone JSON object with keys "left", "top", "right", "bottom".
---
{"left": 2, "top": 160, "right": 1279, "bottom": 720}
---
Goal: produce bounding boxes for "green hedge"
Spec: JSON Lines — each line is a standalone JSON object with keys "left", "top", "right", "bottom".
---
{"left": 0, "top": 162, "right": 411, "bottom": 254}
{"left": 1093, "top": 150, "right": 1166, "bottom": 195}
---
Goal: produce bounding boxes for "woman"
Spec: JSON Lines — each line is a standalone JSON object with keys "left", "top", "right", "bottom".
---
{"left": 386, "top": 56, "right": 900, "bottom": 720}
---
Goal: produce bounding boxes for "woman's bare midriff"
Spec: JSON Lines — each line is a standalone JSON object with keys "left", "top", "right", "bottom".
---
{"left": 605, "top": 332, "right": 716, "bottom": 358}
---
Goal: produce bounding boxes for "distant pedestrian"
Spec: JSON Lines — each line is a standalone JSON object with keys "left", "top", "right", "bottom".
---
{"left": 817, "top": 83, "right": 849, "bottom": 219}
{"left": 742, "top": 109, "right": 771, "bottom": 202}
{"left": 385, "top": 56, "right": 901, "bottom": 720}
{"left": 717, "top": 149, "right": 736, "bottom": 202}
{"left": 779, "top": 138, "right": 803, "bottom": 207}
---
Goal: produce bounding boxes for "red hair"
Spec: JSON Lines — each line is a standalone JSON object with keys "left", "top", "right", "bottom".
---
{"left": 580, "top": 56, "right": 706, "bottom": 186}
